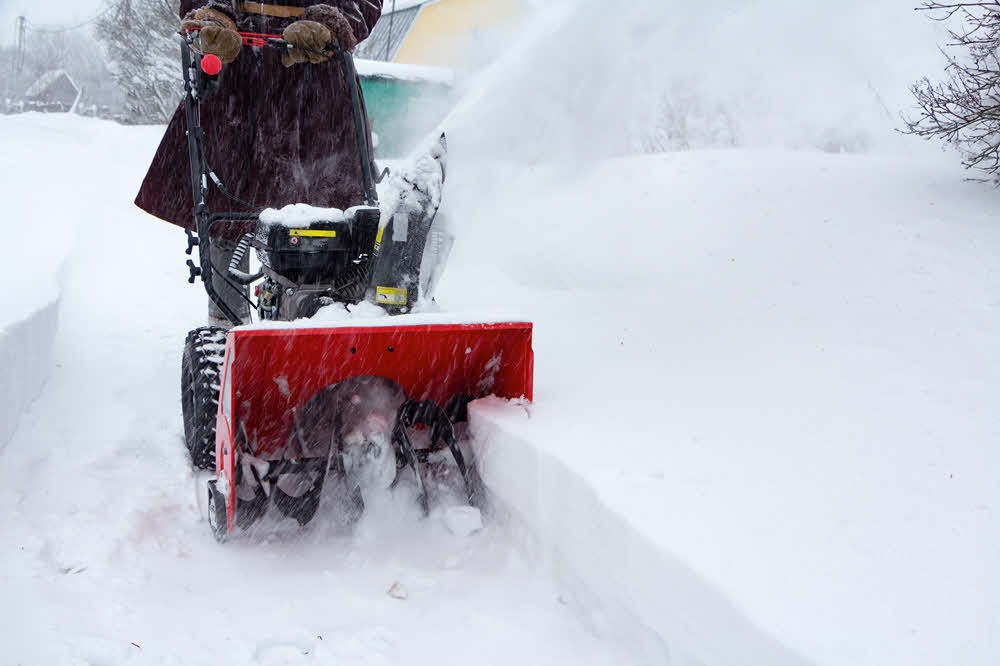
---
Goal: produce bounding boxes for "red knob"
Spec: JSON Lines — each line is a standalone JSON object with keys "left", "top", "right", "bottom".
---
{"left": 201, "top": 54, "right": 222, "bottom": 76}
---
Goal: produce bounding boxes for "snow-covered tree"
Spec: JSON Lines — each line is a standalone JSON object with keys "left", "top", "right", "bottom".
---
{"left": 95, "top": 0, "right": 182, "bottom": 123}
{"left": 905, "top": 1, "right": 1000, "bottom": 179}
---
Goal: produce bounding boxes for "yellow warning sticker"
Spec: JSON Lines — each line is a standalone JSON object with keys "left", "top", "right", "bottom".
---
{"left": 288, "top": 229, "right": 337, "bottom": 238}
{"left": 375, "top": 225, "right": 386, "bottom": 244}
{"left": 376, "top": 286, "right": 408, "bottom": 306}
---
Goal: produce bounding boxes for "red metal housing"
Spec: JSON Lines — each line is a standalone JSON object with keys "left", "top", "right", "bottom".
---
{"left": 214, "top": 321, "right": 534, "bottom": 531}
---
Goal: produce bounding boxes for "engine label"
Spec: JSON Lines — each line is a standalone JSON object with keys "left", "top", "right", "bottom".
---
{"left": 288, "top": 229, "right": 337, "bottom": 238}
{"left": 376, "top": 286, "right": 408, "bottom": 306}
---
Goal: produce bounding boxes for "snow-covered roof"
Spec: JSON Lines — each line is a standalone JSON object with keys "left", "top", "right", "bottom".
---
{"left": 23, "top": 69, "right": 78, "bottom": 99}
{"left": 355, "top": 58, "right": 455, "bottom": 85}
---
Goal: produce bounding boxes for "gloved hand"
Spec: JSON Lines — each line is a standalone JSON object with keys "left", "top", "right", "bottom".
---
{"left": 180, "top": 9, "right": 241, "bottom": 65}
{"left": 282, "top": 5, "right": 358, "bottom": 67}
{"left": 281, "top": 20, "right": 333, "bottom": 67}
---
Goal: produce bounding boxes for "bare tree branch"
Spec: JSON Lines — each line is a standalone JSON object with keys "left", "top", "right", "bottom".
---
{"left": 904, "top": 1, "right": 1000, "bottom": 181}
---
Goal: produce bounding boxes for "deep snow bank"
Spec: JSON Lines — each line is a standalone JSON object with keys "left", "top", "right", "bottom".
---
{"left": 430, "top": 4, "right": 999, "bottom": 661}
{"left": 440, "top": 150, "right": 1000, "bottom": 666}
{"left": 1, "top": 113, "right": 126, "bottom": 446}
{"left": 472, "top": 398, "right": 810, "bottom": 666}
{"left": 0, "top": 299, "right": 59, "bottom": 446}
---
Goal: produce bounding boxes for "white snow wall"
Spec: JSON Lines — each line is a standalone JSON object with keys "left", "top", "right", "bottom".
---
{"left": 0, "top": 299, "right": 59, "bottom": 447}
{"left": 471, "top": 400, "right": 811, "bottom": 666}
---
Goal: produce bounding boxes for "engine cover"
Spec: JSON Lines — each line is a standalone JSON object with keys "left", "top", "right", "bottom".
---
{"left": 254, "top": 208, "right": 379, "bottom": 285}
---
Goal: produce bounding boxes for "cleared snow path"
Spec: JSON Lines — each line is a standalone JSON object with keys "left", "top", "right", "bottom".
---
{"left": 0, "top": 115, "right": 641, "bottom": 665}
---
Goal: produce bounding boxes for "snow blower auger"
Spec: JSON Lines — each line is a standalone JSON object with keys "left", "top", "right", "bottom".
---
{"left": 177, "top": 32, "right": 533, "bottom": 542}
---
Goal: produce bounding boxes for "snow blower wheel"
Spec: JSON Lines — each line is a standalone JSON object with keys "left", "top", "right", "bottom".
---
{"left": 181, "top": 326, "right": 226, "bottom": 470}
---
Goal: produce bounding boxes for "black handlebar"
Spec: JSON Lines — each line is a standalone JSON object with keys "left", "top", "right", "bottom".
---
{"left": 180, "top": 31, "right": 380, "bottom": 325}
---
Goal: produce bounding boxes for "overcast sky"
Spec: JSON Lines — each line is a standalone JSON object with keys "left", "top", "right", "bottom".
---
{"left": 0, "top": 0, "right": 105, "bottom": 44}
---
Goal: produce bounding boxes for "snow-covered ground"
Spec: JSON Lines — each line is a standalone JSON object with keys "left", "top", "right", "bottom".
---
{"left": 436, "top": 3, "right": 999, "bottom": 662}
{"left": 2, "top": 1, "right": 999, "bottom": 664}
{"left": 4, "top": 114, "right": 996, "bottom": 666}
{"left": 447, "top": 150, "right": 1000, "bottom": 666}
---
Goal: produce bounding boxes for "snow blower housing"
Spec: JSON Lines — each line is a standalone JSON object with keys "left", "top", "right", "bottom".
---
{"left": 177, "top": 33, "right": 533, "bottom": 542}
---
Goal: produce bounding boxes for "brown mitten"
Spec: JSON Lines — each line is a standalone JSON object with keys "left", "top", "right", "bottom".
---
{"left": 281, "top": 20, "right": 332, "bottom": 67}
{"left": 180, "top": 8, "right": 241, "bottom": 64}
{"left": 301, "top": 5, "right": 358, "bottom": 51}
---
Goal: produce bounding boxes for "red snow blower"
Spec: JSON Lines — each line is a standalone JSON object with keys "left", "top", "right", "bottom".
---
{"left": 177, "top": 31, "right": 533, "bottom": 541}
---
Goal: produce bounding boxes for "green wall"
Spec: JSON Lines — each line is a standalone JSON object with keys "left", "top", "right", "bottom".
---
{"left": 360, "top": 75, "right": 454, "bottom": 158}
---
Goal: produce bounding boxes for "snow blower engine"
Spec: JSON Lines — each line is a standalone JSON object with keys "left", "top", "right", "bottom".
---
{"left": 178, "top": 32, "right": 533, "bottom": 542}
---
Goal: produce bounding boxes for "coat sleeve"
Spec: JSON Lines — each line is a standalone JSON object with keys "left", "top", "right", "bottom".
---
{"left": 179, "top": 0, "right": 238, "bottom": 21}
{"left": 321, "top": 1, "right": 383, "bottom": 43}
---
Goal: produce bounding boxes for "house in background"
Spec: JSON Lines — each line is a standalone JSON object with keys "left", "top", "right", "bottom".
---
{"left": 22, "top": 70, "right": 81, "bottom": 112}
{"left": 357, "top": 0, "right": 526, "bottom": 66}
{"left": 356, "top": 0, "right": 527, "bottom": 157}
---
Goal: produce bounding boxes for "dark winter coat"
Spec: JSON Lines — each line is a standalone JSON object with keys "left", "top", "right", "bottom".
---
{"left": 135, "top": 0, "right": 382, "bottom": 230}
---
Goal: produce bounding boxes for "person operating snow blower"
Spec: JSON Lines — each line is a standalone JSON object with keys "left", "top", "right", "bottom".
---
{"left": 135, "top": 0, "right": 383, "bottom": 325}
{"left": 134, "top": 0, "right": 532, "bottom": 542}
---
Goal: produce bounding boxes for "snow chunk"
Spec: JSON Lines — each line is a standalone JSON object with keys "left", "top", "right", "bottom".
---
{"left": 387, "top": 581, "right": 409, "bottom": 600}
{"left": 259, "top": 203, "right": 345, "bottom": 227}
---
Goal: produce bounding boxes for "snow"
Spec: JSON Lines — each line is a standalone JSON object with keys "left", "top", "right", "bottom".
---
{"left": 442, "top": 505, "right": 483, "bottom": 537}
{"left": 471, "top": 397, "right": 807, "bottom": 665}
{"left": 433, "top": 2, "right": 996, "bottom": 663}
{"left": 242, "top": 300, "right": 529, "bottom": 329}
{"left": 356, "top": 59, "right": 456, "bottom": 85}
{"left": 259, "top": 203, "right": 346, "bottom": 226}
{"left": 0, "top": 113, "right": 134, "bottom": 447}
{"left": 0, "top": 300, "right": 59, "bottom": 447}
{"left": 440, "top": 143, "right": 1000, "bottom": 666}
{"left": 0, "top": 114, "right": 643, "bottom": 666}
{"left": 23, "top": 69, "right": 79, "bottom": 99}
{"left": 3, "top": 1, "right": 1000, "bottom": 664}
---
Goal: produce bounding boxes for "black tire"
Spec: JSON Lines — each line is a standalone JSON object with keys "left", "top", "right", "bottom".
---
{"left": 207, "top": 479, "right": 229, "bottom": 543}
{"left": 181, "top": 327, "right": 227, "bottom": 470}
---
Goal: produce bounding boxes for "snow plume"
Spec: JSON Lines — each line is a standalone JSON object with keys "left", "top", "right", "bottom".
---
{"left": 447, "top": 0, "right": 942, "bottom": 161}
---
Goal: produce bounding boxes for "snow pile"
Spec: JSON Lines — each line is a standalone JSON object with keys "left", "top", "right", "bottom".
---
{"left": 423, "top": 4, "right": 999, "bottom": 663}
{"left": 0, "top": 113, "right": 137, "bottom": 447}
{"left": 0, "top": 302, "right": 59, "bottom": 447}
{"left": 259, "top": 203, "right": 346, "bottom": 226}
{"left": 441, "top": 150, "right": 1000, "bottom": 666}
{"left": 471, "top": 397, "right": 808, "bottom": 666}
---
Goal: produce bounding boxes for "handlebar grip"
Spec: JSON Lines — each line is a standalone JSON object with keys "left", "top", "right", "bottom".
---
{"left": 201, "top": 54, "right": 223, "bottom": 75}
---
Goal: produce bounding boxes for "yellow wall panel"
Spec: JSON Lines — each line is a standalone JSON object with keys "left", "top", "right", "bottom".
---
{"left": 393, "top": 0, "right": 524, "bottom": 67}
